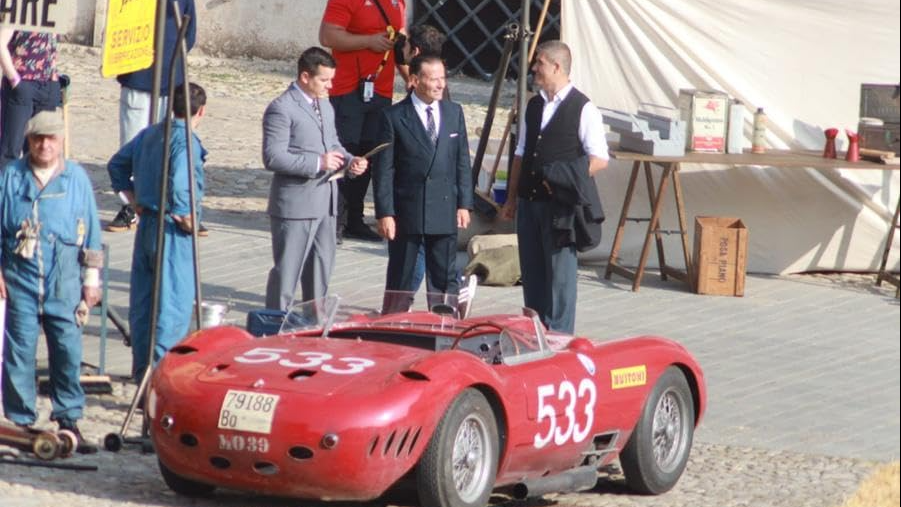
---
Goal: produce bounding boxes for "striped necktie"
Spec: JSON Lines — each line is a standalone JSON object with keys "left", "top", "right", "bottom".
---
{"left": 426, "top": 105, "right": 437, "bottom": 145}
{"left": 312, "top": 98, "right": 322, "bottom": 125}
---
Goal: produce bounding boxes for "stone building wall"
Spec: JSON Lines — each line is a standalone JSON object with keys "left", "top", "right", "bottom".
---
{"left": 68, "top": 0, "right": 327, "bottom": 60}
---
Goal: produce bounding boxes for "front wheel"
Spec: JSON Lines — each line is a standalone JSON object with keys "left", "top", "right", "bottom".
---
{"left": 158, "top": 459, "right": 215, "bottom": 497}
{"left": 417, "top": 389, "right": 499, "bottom": 507}
{"left": 620, "top": 366, "right": 695, "bottom": 494}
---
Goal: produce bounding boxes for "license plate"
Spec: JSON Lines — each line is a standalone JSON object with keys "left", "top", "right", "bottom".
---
{"left": 217, "top": 390, "right": 280, "bottom": 434}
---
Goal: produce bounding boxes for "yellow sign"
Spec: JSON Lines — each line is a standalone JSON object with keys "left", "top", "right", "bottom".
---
{"left": 101, "top": 0, "right": 157, "bottom": 77}
{"left": 0, "top": 0, "right": 77, "bottom": 34}
{"left": 610, "top": 365, "right": 647, "bottom": 390}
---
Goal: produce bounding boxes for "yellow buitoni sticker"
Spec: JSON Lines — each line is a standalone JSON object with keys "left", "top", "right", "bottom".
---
{"left": 611, "top": 365, "right": 647, "bottom": 389}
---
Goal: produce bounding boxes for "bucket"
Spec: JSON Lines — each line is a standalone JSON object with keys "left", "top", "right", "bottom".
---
{"left": 492, "top": 181, "right": 507, "bottom": 205}
{"left": 200, "top": 301, "right": 230, "bottom": 328}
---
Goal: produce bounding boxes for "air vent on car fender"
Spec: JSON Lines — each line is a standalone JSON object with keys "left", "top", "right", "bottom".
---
{"left": 180, "top": 433, "right": 199, "bottom": 447}
{"left": 394, "top": 428, "right": 411, "bottom": 457}
{"left": 253, "top": 462, "right": 279, "bottom": 476}
{"left": 406, "top": 427, "right": 422, "bottom": 456}
{"left": 289, "top": 369, "right": 317, "bottom": 380}
{"left": 400, "top": 370, "right": 429, "bottom": 381}
{"left": 210, "top": 456, "right": 230, "bottom": 469}
{"left": 367, "top": 427, "right": 422, "bottom": 458}
{"left": 288, "top": 446, "right": 314, "bottom": 460}
{"left": 383, "top": 430, "right": 396, "bottom": 456}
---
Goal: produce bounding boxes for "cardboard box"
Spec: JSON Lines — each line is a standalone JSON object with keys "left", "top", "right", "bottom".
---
{"left": 679, "top": 89, "right": 730, "bottom": 152}
{"left": 693, "top": 217, "right": 748, "bottom": 296}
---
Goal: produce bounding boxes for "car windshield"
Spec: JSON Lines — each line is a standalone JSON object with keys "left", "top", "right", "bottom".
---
{"left": 281, "top": 291, "right": 462, "bottom": 334}
{"left": 280, "top": 291, "right": 550, "bottom": 362}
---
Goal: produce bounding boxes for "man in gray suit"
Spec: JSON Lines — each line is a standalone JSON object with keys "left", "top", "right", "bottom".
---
{"left": 263, "top": 47, "right": 368, "bottom": 311}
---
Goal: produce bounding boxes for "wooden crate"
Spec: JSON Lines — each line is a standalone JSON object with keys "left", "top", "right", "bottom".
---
{"left": 693, "top": 217, "right": 748, "bottom": 296}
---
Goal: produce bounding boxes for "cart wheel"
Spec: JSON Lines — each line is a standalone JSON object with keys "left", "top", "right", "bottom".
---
{"left": 104, "top": 432, "right": 124, "bottom": 452}
{"left": 141, "top": 439, "right": 156, "bottom": 454}
{"left": 58, "top": 429, "right": 78, "bottom": 458}
{"left": 33, "top": 432, "right": 62, "bottom": 461}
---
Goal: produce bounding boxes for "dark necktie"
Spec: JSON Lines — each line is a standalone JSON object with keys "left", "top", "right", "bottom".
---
{"left": 426, "top": 105, "right": 437, "bottom": 145}
{"left": 312, "top": 98, "right": 323, "bottom": 125}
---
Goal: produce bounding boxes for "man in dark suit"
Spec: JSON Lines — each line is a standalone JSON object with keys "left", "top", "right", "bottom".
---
{"left": 263, "top": 47, "right": 368, "bottom": 312}
{"left": 373, "top": 55, "right": 472, "bottom": 311}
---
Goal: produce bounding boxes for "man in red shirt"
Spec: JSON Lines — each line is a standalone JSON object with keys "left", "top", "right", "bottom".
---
{"left": 319, "top": 0, "right": 406, "bottom": 243}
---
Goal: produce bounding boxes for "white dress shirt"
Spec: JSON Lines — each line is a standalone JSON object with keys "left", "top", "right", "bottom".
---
{"left": 514, "top": 82, "right": 609, "bottom": 160}
{"left": 410, "top": 91, "right": 441, "bottom": 137}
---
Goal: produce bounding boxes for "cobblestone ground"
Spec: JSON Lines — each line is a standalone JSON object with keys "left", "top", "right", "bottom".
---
{"left": 0, "top": 44, "right": 886, "bottom": 506}
{"left": 0, "top": 382, "right": 877, "bottom": 507}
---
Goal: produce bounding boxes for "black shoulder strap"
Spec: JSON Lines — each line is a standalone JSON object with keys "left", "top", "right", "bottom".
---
{"left": 372, "top": 0, "right": 393, "bottom": 28}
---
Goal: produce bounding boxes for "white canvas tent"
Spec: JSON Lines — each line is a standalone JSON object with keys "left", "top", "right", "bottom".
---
{"left": 562, "top": 0, "right": 900, "bottom": 274}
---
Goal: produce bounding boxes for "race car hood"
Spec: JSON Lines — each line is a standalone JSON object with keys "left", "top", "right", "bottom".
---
{"left": 191, "top": 334, "right": 433, "bottom": 396}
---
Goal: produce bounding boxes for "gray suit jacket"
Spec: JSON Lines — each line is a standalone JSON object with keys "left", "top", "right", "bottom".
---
{"left": 263, "top": 84, "right": 351, "bottom": 219}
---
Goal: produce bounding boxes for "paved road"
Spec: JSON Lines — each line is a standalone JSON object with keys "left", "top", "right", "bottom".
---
{"left": 83, "top": 205, "right": 901, "bottom": 463}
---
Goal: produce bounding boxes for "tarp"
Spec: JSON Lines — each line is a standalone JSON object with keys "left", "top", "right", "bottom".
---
{"left": 562, "top": 0, "right": 900, "bottom": 274}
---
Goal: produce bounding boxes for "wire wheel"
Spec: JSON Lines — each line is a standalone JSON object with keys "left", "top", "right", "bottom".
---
{"left": 620, "top": 366, "right": 695, "bottom": 495}
{"left": 452, "top": 412, "right": 493, "bottom": 503}
{"left": 652, "top": 389, "right": 685, "bottom": 473}
{"left": 417, "top": 389, "right": 499, "bottom": 507}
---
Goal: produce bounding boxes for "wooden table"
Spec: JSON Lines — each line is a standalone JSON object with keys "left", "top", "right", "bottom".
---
{"left": 604, "top": 149, "right": 897, "bottom": 292}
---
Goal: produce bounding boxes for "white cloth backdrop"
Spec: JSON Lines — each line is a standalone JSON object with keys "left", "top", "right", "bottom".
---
{"left": 562, "top": 0, "right": 900, "bottom": 274}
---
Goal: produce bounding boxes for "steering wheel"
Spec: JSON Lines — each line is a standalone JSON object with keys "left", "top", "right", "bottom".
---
{"left": 451, "top": 322, "right": 505, "bottom": 350}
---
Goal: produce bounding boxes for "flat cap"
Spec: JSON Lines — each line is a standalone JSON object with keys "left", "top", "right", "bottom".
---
{"left": 25, "top": 109, "right": 66, "bottom": 137}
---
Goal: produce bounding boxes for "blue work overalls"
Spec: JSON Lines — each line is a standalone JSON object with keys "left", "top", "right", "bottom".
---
{"left": 1, "top": 160, "right": 102, "bottom": 425}
{"left": 107, "top": 120, "right": 206, "bottom": 380}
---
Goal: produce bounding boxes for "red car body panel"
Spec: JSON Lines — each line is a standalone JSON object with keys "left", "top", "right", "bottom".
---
{"left": 149, "top": 312, "right": 706, "bottom": 500}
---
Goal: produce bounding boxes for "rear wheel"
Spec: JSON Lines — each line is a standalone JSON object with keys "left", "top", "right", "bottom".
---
{"left": 417, "top": 389, "right": 499, "bottom": 507}
{"left": 158, "top": 459, "right": 215, "bottom": 497}
{"left": 620, "top": 366, "right": 695, "bottom": 494}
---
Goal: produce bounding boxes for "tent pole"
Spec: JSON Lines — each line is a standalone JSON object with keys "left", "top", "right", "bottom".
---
{"left": 517, "top": 0, "right": 531, "bottom": 136}
{"left": 149, "top": 0, "right": 167, "bottom": 124}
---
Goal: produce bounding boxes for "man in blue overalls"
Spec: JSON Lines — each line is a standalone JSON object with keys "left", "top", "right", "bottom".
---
{"left": 0, "top": 109, "right": 103, "bottom": 453}
{"left": 107, "top": 83, "right": 207, "bottom": 381}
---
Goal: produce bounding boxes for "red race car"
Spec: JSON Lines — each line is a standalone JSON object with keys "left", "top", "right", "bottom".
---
{"left": 148, "top": 292, "right": 706, "bottom": 507}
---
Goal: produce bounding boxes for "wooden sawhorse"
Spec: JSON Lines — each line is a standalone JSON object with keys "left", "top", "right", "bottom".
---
{"left": 876, "top": 195, "right": 900, "bottom": 298}
{"left": 604, "top": 159, "right": 693, "bottom": 292}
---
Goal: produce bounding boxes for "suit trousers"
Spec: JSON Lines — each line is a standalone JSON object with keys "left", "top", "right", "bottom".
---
{"left": 383, "top": 233, "right": 459, "bottom": 314}
{"left": 517, "top": 199, "right": 578, "bottom": 334}
{"left": 330, "top": 93, "right": 391, "bottom": 231}
{"left": 265, "top": 214, "right": 336, "bottom": 312}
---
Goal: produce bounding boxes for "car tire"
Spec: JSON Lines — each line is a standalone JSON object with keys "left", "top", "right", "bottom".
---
{"left": 417, "top": 388, "right": 499, "bottom": 507}
{"left": 158, "top": 459, "right": 215, "bottom": 497}
{"left": 620, "top": 366, "right": 695, "bottom": 495}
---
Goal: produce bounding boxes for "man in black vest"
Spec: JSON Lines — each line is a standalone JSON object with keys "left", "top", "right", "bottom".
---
{"left": 500, "top": 40, "right": 609, "bottom": 334}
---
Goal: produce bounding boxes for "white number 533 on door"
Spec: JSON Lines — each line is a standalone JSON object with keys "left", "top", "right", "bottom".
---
{"left": 533, "top": 379, "right": 597, "bottom": 449}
